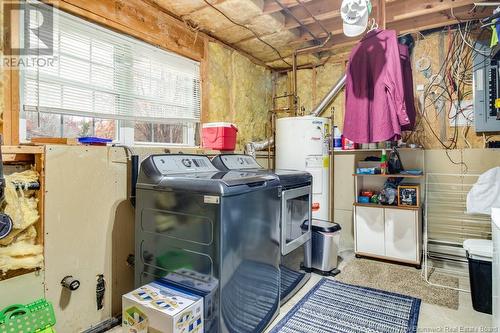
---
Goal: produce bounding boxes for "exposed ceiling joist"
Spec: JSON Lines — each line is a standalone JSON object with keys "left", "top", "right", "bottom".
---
{"left": 283, "top": 0, "right": 342, "bottom": 29}
{"left": 264, "top": 2, "right": 490, "bottom": 66}
{"left": 262, "top": 0, "right": 315, "bottom": 14}
{"left": 292, "top": 0, "right": 479, "bottom": 44}
{"left": 153, "top": 0, "right": 494, "bottom": 69}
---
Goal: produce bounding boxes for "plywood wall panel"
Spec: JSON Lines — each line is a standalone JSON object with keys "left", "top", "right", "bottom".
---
{"left": 410, "top": 32, "right": 500, "bottom": 149}
{"left": 44, "top": 146, "right": 129, "bottom": 332}
{"left": 0, "top": 271, "right": 45, "bottom": 309}
{"left": 43, "top": 145, "right": 175, "bottom": 331}
{"left": 0, "top": 2, "right": 5, "bottom": 136}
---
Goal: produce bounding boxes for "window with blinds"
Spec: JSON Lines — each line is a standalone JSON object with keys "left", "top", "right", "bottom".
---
{"left": 20, "top": 2, "right": 201, "bottom": 145}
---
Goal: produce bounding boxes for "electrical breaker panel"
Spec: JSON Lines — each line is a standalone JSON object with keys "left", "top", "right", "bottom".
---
{"left": 474, "top": 42, "right": 500, "bottom": 132}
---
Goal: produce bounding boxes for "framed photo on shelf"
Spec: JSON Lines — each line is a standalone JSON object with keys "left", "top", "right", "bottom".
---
{"left": 397, "top": 184, "right": 420, "bottom": 207}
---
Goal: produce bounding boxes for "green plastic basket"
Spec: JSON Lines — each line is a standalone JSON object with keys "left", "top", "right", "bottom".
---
{"left": 0, "top": 299, "right": 56, "bottom": 333}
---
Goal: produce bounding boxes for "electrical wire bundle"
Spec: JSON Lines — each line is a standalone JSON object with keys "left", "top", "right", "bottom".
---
{"left": 405, "top": 17, "right": 493, "bottom": 172}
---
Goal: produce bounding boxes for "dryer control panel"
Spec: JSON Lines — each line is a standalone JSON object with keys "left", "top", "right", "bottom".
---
{"left": 216, "top": 154, "right": 262, "bottom": 170}
{"left": 152, "top": 155, "right": 218, "bottom": 174}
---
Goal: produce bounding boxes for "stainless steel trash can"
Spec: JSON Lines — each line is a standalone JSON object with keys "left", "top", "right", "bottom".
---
{"left": 301, "top": 219, "right": 341, "bottom": 276}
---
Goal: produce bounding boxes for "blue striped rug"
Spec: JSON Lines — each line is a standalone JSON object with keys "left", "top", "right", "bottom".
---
{"left": 270, "top": 279, "right": 421, "bottom": 333}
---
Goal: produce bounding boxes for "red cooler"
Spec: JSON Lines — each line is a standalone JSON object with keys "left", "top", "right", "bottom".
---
{"left": 202, "top": 122, "right": 238, "bottom": 151}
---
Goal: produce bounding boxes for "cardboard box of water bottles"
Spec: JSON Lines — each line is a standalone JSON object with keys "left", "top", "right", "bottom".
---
{"left": 122, "top": 281, "right": 204, "bottom": 333}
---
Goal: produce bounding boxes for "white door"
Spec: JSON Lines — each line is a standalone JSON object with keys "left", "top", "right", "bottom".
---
{"left": 355, "top": 206, "right": 385, "bottom": 256}
{"left": 385, "top": 209, "right": 417, "bottom": 262}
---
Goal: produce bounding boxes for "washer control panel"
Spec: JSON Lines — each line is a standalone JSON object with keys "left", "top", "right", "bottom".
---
{"left": 218, "top": 154, "right": 262, "bottom": 170}
{"left": 152, "top": 155, "right": 217, "bottom": 174}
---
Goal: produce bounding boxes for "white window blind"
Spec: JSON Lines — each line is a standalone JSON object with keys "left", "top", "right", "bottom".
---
{"left": 21, "top": 2, "right": 201, "bottom": 126}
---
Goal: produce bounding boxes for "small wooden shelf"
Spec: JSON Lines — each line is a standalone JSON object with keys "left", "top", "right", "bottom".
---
{"left": 354, "top": 203, "right": 420, "bottom": 211}
{"left": 334, "top": 148, "right": 423, "bottom": 154}
{"left": 352, "top": 173, "right": 424, "bottom": 178}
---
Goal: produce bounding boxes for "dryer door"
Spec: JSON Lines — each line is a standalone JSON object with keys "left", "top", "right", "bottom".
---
{"left": 281, "top": 186, "right": 312, "bottom": 255}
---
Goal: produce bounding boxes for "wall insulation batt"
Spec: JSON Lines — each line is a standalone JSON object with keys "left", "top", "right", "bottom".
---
{"left": 206, "top": 41, "right": 273, "bottom": 149}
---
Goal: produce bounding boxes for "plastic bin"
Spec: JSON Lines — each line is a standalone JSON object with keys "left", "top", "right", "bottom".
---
{"left": 78, "top": 137, "right": 113, "bottom": 145}
{"left": 301, "top": 219, "right": 341, "bottom": 276}
{"left": 202, "top": 122, "right": 238, "bottom": 151}
{"left": 463, "top": 239, "right": 493, "bottom": 314}
{"left": 0, "top": 299, "right": 56, "bottom": 333}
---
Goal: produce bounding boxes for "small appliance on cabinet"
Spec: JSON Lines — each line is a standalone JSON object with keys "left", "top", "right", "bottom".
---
{"left": 211, "top": 154, "right": 312, "bottom": 304}
{"left": 135, "top": 154, "right": 281, "bottom": 333}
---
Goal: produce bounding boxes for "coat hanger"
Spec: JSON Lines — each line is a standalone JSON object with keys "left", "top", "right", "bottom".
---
{"left": 367, "top": 18, "right": 379, "bottom": 32}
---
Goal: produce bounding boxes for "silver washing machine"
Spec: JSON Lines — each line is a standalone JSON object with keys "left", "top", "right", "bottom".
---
{"left": 135, "top": 154, "right": 281, "bottom": 333}
{"left": 211, "top": 154, "right": 312, "bottom": 304}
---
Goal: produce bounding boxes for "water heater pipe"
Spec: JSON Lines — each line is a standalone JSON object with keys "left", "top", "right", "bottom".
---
{"left": 245, "top": 73, "right": 346, "bottom": 155}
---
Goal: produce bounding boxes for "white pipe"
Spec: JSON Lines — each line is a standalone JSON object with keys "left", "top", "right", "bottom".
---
{"left": 473, "top": 2, "right": 500, "bottom": 6}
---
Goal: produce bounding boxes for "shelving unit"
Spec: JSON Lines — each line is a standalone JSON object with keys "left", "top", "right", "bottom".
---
{"left": 352, "top": 150, "right": 425, "bottom": 267}
{"left": 353, "top": 173, "right": 424, "bottom": 178}
{"left": 334, "top": 148, "right": 423, "bottom": 154}
{"left": 353, "top": 203, "right": 420, "bottom": 211}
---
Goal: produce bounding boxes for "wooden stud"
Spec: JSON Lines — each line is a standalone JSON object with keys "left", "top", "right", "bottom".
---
{"left": 2, "top": 1, "right": 20, "bottom": 146}
{"left": 201, "top": 38, "right": 210, "bottom": 125}
{"left": 377, "top": 0, "right": 386, "bottom": 29}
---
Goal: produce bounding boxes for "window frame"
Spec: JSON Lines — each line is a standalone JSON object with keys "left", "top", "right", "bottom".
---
{"left": 18, "top": 2, "right": 201, "bottom": 147}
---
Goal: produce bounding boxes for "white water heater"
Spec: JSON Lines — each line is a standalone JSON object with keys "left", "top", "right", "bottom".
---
{"left": 276, "top": 116, "right": 330, "bottom": 220}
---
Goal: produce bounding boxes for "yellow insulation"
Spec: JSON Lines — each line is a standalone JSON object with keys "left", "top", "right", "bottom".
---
{"left": 4, "top": 170, "right": 39, "bottom": 231}
{"left": 0, "top": 241, "right": 42, "bottom": 256}
{"left": 0, "top": 255, "right": 44, "bottom": 273}
{"left": 206, "top": 42, "right": 273, "bottom": 148}
{"left": 315, "top": 62, "right": 346, "bottom": 129}
{"left": 0, "top": 170, "right": 42, "bottom": 274}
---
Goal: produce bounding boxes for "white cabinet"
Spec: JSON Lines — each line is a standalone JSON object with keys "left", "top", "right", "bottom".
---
{"left": 355, "top": 206, "right": 385, "bottom": 256}
{"left": 354, "top": 205, "right": 421, "bottom": 265}
{"left": 385, "top": 209, "right": 419, "bottom": 262}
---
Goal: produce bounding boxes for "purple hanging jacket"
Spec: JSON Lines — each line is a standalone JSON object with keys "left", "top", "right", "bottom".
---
{"left": 344, "top": 29, "right": 411, "bottom": 143}
{"left": 399, "top": 44, "right": 416, "bottom": 131}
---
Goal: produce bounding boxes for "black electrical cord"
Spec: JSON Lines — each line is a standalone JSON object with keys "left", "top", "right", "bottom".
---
{"left": 412, "top": 19, "right": 492, "bottom": 171}
{"left": 201, "top": 0, "right": 292, "bottom": 67}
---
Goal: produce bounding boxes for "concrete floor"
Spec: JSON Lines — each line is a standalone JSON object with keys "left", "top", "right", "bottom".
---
{"left": 110, "top": 252, "right": 493, "bottom": 332}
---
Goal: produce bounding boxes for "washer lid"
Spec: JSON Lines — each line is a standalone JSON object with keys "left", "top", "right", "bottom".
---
{"left": 463, "top": 239, "right": 493, "bottom": 260}
{"left": 211, "top": 154, "right": 312, "bottom": 189}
